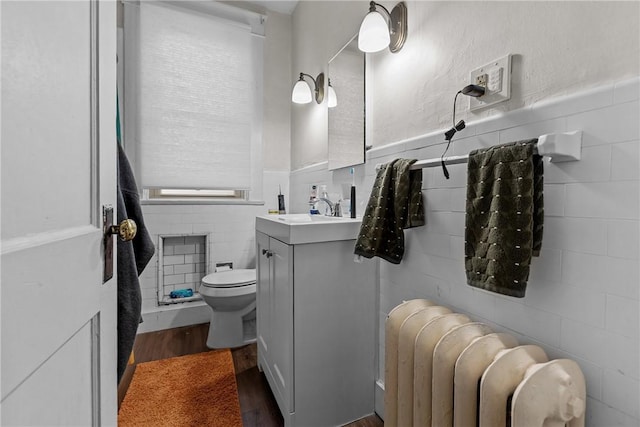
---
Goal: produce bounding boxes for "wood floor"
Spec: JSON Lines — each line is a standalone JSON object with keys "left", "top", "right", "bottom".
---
{"left": 118, "top": 323, "right": 383, "bottom": 427}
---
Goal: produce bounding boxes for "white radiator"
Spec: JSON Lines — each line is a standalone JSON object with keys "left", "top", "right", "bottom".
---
{"left": 385, "top": 299, "right": 586, "bottom": 427}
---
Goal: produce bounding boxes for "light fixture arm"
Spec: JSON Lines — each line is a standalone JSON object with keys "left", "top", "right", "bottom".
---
{"left": 298, "top": 72, "right": 325, "bottom": 104}
{"left": 369, "top": 1, "right": 391, "bottom": 18}
{"left": 299, "top": 72, "right": 315, "bottom": 82}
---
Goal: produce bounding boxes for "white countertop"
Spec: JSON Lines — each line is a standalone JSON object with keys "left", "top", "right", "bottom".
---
{"left": 255, "top": 214, "right": 363, "bottom": 245}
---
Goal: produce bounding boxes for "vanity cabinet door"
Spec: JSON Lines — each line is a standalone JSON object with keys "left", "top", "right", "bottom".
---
{"left": 269, "top": 237, "right": 294, "bottom": 413}
{"left": 256, "top": 232, "right": 294, "bottom": 419}
{"left": 256, "top": 232, "right": 271, "bottom": 365}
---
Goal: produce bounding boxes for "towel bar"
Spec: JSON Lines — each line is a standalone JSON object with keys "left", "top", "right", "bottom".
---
{"left": 375, "top": 131, "right": 582, "bottom": 171}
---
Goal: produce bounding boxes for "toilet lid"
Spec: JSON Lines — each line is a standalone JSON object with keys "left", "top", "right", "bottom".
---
{"left": 201, "top": 269, "right": 256, "bottom": 288}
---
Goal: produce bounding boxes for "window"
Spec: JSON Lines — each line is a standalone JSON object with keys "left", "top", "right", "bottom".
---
{"left": 123, "top": 1, "right": 264, "bottom": 201}
{"left": 148, "top": 188, "right": 246, "bottom": 200}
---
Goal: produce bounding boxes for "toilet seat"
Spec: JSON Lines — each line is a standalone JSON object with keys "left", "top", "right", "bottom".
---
{"left": 199, "top": 283, "right": 256, "bottom": 298}
{"left": 200, "top": 269, "right": 256, "bottom": 298}
{"left": 201, "top": 269, "right": 256, "bottom": 288}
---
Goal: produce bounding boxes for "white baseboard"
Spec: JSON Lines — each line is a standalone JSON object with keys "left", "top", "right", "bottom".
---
{"left": 375, "top": 379, "right": 385, "bottom": 421}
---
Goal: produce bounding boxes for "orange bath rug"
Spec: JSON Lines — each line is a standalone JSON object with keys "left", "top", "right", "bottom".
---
{"left": 118, "top": 349, "right": 242, "bottom": 427}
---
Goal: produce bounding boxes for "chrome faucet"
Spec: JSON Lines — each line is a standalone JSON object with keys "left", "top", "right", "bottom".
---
{"left": 309, "top": 197, "right": 341, "bottom": 217}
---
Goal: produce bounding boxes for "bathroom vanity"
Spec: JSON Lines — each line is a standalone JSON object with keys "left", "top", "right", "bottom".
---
{"left": 255, "top": 214, "right": 376, "bottom": 427}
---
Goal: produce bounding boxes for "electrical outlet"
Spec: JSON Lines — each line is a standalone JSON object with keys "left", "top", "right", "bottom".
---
{"left": 469, "top": 54, "right": 512, "bottom": 112}
{"left": 475, "top": 73, "right": 488, "bottom": 87}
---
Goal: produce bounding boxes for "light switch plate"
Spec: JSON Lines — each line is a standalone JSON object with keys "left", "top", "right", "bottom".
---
{"left": 469, "top": 54, "right": 512, "bottom": 112}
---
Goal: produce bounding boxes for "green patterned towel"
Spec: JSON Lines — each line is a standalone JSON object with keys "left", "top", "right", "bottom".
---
{"left": 354, "top": 158, "right": 425, "bottom": 264}
{"left": 465, "top": 140, "right": 544, "bottom": 297}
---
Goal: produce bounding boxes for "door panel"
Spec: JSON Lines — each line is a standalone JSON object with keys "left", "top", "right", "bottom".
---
{"left": 1, "top": 1, "right": 117, "bottom": 425}
{"left": 2, "top": 319, "right": 96, "bottom": 426}
{"left": 1, "top": 230, "right": 102, "bottom": 398}
{"left": 1, "top": 1, "right": 92, "bottom": 239}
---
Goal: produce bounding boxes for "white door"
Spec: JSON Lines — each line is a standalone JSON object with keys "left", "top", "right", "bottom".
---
{"left": 1, "top": 1, "right": 118, "bottom": 425}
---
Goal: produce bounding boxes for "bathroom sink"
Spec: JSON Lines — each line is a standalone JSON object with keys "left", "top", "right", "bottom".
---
{"left": 276, "top": 214, "right": 350, "bottom": 223}
{"left": 255, "top": 214, "right": 362, "bottom": 244}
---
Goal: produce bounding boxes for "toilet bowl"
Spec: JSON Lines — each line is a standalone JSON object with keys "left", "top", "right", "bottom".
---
{"left": 199, "top": 268, "right": 257, "bottom": 349}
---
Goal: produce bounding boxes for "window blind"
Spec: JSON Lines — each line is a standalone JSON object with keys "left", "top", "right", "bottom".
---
{"left": 125, "top": 2, "right": 262, "bottom": 190}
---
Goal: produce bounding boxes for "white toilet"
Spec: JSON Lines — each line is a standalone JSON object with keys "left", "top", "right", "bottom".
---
{"left": 199, "top": 268, "right": 257, "bottom": 349}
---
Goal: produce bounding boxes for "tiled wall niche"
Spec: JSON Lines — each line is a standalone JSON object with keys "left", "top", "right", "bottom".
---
{"left": 157, "top": 234, "right": 208, "bottom": 304}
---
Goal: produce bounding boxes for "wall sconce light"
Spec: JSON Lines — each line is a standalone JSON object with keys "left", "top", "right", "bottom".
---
{"left": 327, "top": 79, "right": 337, "bottom": 108}
{"left": 358, "top": 1, "right": 407, "bottom": 53}
{"left": 292, "top": 72, "right": 325, "bottom": 104}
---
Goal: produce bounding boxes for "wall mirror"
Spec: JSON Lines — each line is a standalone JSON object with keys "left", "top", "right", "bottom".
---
{"left": 327, "top": 33, "right": 365, "bottom": 170}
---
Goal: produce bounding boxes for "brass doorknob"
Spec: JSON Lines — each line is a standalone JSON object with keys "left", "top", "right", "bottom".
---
{"left": 108, "top": 219, "right": 137, "bottom": 241}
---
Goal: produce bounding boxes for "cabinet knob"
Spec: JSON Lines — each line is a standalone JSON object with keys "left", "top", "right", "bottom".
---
{"left": 262, "top": 249, "right": 273, "bottom": 258}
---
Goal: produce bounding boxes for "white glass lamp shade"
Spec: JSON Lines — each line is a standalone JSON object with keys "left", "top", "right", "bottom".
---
{"left": 328, "top": 84, "right": 337, "bottom": 108}
{"left": 358, "top": 10, "right": 390, "bottom": 53}
{"left": 292, "top": 79, "right": 313, "bottom": 104}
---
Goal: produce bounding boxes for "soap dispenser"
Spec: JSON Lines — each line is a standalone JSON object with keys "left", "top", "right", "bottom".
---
{"left": 320, "top": 185, "right": 331, "bottom": 216}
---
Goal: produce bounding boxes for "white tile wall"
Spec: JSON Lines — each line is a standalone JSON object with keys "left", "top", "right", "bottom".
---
{"left": 608, "top": 220, "right": 639, "bottom": 260}
{"left": 605, "top": 332, "right": 639, "bottom": 380}
{"left": 139, "top": 203, "right": 268, "bottom": 323}
{"left": 289, "top": 77, "right": 640, "bottom": 425}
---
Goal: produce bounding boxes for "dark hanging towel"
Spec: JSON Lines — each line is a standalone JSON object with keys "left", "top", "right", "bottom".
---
{"left": 116, "top": 142, "right": 155, "bottom": 382}
{"left": 354, "top": 158, "right": 425, "bottom": 264}
{"left": 116, "top": 90, "right": 155, "bottom": 382}
{"left": 464, "top": 139, "right": 544, "bottom": 297}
